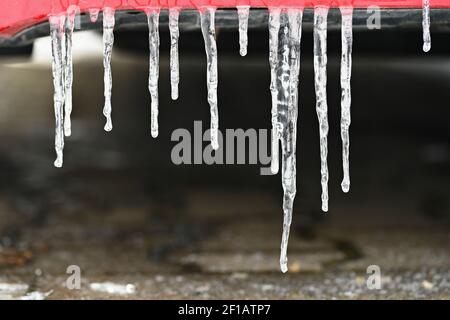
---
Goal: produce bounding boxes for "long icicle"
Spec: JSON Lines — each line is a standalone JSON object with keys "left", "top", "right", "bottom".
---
{"left": 340, "top": 7, "right": 353, "bottom": 193}
{"left": 64, "top": 6, "right": 76, "bottom": 137}
{"left": 169, "top": 8, "right": 180, "bottom": 101}
{"left": 50, "top": 15, "right": 66, "bottom": 168}
{"left": 147, "top": 9, "right": 160, "bottom": 138}
{"left": 237, "top": 6, "right": 250, "bottom": 56}
{"left": 423, "top": 0, "right": 431, "bottom": 52}
{"left": 279, "top": 9, "right": 303, "bottom": 273}
{"left": 313, "top": 6, "right": 329, "bottom": 212}
{"left": 200, "top": 7, "right": 219, "bottom": 150}
{"left": 268, "top": 9, "right": 281, "bottom": 174}
{"left": 102, "top": 7, "right": 115, "bottom": 132}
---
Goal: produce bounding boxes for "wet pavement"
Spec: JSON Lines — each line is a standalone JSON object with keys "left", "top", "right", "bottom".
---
{"left": 0, "top": 30, "right": 449, "bottom": 299}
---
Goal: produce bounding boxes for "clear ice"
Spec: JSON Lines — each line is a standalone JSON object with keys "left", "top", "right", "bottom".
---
{"left": 423, "top": 0, "right": 431, "bottom": 52}
{"left": 200, "top": 7, "right": 220, "bottom": 150}
{"left": 268, "top": 9, "right": 303, "bottom": 273}
{"left": 102, "top": 7, "right": 115, "bottom": 132}
{"left": 313, "top": 6, "right": 329, "bottom": 212}
{"left": 63, "top": 7, "right": 76, "bottom": 137}
{"left": 269, "top": 10, "right": 280, "bottom": 175}
{"left": 237, "top": 6, "right": 250, "bottom": 56}
{"left": 89, "top": 8, "right": 100, "bottom": 23}
{"left": 169, "top": 8, "right": 180, "bottom": 101}
{"left": 340, "top": 7, "right": 353, "bottom": 193}
{"left": 147, "top": 10, "right": 160, "bottom": 138}
{"left": 50, "top": 15, "right": 66, "bottom": 168}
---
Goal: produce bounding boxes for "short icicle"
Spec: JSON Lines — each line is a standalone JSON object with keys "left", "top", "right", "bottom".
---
{"left": 89, "top": 8, "right": 100, "bottom": 23}
{"left": 268, "top": 9, "right": 281, "bottom": 175}
{"left": 340, "top": 7, "right": 353, "bottom": 193}
{"left": 147, "top": 9, "right": 160, "bottom": 138}
{"left": 237, "top": 6, "right": 250, "bottom": 56}
{"left": 50, "top": 15, "right": 66, "bottom": 168}
{"left": 268, "top": 8, "right": 303, "bottom": 273}
{"left": 313, "top": 6, "right": 329, "bottom": 212}
{"left": 102, "top": 7, "right": 115, "bottom": 132}
{"left": 200, "top": 7, "right": 219, "bottom": 150}
{"left": 169, "top": 8, "right": 180, "bottom": 101}
{"left": 63, "top": 6, "right": 77, "bottom": 137}
{"left": 423, "top": 0, "right": 431, "bottom": 52}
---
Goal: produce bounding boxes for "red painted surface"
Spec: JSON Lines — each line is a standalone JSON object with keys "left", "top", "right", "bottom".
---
{"left": 1, "top": 0, "right": 449, "bottom": 37}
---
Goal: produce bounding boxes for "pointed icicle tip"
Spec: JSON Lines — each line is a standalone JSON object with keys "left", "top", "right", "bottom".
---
{"left": 54, "top": 158, "right": 63, "bottom": 168}
{"left": 341, "top": 178, "right": 350, "bottom": 193}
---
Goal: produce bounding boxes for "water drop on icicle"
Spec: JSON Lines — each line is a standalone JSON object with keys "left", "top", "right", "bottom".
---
{"left": 200, "top": 7, "right": 219, "bottom": 150}
{"left": 63, "top": 7, "right": 76, "bottom": 137}
{"left": 422, "top": 0, "right": 431, "bottom": 52}
{"left": 268, "top": 9, "right": 280, "bottom": 175}
{"left": 147, "top": 9, "right": 160, "bottom": 138}
{"left": 89, "top": 8, "right": 100, "bottom": 23}
{"left": 237, "top": 6, "right": 250, "bottom": 56}
{"left": 102, "top": 7, "right": 115, "bottom": 132}
{"left": 268, "top": 9, "right": 303, "bottom": 273}
{"left": 169, "top": 8, "right": 180, "bottom": 101}
{"left": 50, "top": 15, "right": 66, "bottom": 168}
{"left": 340, "top": 7, "right": 352, "bottom": 193}
{"left": 313, "top": 7, "right": 329, "bottom": 212}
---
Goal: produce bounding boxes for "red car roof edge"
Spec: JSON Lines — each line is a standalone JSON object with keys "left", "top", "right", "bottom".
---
{"left": 1, "top": 0, "right": 449, "bottom": 37}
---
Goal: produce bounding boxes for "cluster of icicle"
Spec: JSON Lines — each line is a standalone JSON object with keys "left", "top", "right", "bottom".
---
{"left": 49, "top": 5, "right": 432, "bottom": 272}
{"left": 268, "top": 6, "right": 353, "bottom": 272}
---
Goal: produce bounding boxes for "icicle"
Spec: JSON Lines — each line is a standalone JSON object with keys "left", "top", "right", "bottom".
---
{"left": 237, "top": 6, "right": 250, "bottom": 56}
{"left": 340, "top": 7, "right": 352, "bottom": 193}
{"left": 102, "top": 7, "right": 115, "bottom": 132}
{"left": 268, "top": 9, "right": 280, "bottom": 175}
{"left": 63, "top": 7, "right": 76, "bottom": 137}
{"left": 89, "top": 8, "right": 100, "bottom": 23}
{"left": 313, "top": 6, "right": 329, "bottom": 212}
{"left": 422, "top": 0, "right": 431, "bottom": 52}
{"left": 200, "top": 7, "right": 219, "bottom": 150}
{"left": 147, "top": 9, "right": 160, "bottom": 138}
{"left": 50, "top": 15, "right": 66, "bottom": 168}
{"left": 169, "top": 8, "right": 180, "bottom": 101}
{"left": 268, "top": 9, "right": 303, "bottom": 273}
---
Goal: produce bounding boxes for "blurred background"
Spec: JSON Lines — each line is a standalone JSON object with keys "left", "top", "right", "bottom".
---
{"left": 0, "top": 8, "right": 449, "bottom": 299}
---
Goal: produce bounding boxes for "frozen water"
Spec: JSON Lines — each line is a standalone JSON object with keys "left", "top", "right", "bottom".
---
{"left": 102, "top": 7, "right": 115, "bottom": 132}
{"left": 268, "top": 10, "right": 280, "bottom": 175}
{"left": 237, "top": 6, "right": 250, "bottom": 56}
{"left": 50, "top": 15, "right": 66, "bottom": 168}
{"left": 268, "top": 9, "right": 303, "bottom": 273}
{"left": 200, "top": 8, "right": 219, "bottom": 150}
{"left": 63, "top": 7, "right": 76, "bottom": 137}
{"left": 423, "top": 0, "right": 431, "bottom": 52}
{"left": 340, "top": 7, "right": 353, "bottom": 193}
{"left": 169, "top": 8, "right": 180, "bottom": 101}
{"left": 313, "top": 7, "right": 329, "bottom": 212}
{"left": 147, "top": 10, "right": 160, "bottom": 138}
{"left": 89, "top": 8, "right": 100, "bottom": 23}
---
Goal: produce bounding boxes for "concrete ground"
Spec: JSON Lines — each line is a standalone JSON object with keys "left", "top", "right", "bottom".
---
{"left": 0, "top": 29, "right": 449, "bottom": 299}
